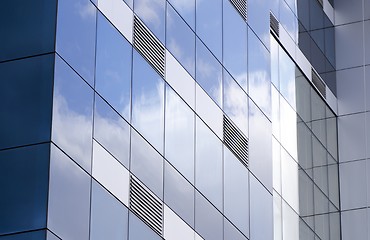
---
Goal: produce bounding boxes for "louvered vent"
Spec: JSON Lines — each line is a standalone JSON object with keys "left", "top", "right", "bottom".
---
{"left": 223, "top": 115, "right": 249, "bottom": 168}
{"left": 270, "top": 12, "right": 279, "bottom": 37}
{"left": 312, "top": 69, "right": 326, "bottom": 98}
{"left": 129, "top": 176, "right": 163, "bottom": 236}
{"left": 229, "top": 0, "right": 247, "bottom": 21}
{"left": 317, "top": 0, "right": 323, "bottom": 7}
{"left": 133, "top": 16, "right": 165, "bottom": 78}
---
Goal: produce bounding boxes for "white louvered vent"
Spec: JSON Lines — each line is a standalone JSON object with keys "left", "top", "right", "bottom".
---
{"left": 229, "top": 0, "right": 247, "bottom": 21}
{"left": 129, "top": 176, "right": 163, "bottom": 236}
{"left": 270, "top": 12, "right": 279, "bottom": 37}
{"left": 312, "top": 69, "right": 326, "bottom": 98}
{"left": 223, "top": 115, "right": 249, "bottom": 168}
{"left": 133, "top": 16, "right": 165, "bottom": 78}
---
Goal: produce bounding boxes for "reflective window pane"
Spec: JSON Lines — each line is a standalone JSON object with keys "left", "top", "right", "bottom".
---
{"left": 166, "top": 4, "right": 195, "bottom": 77}
{"left": 129, "top": 212, "right": 161, "bottom": 240}
{"left": 279, "top": 47, "right": 296, "bottom": 108}
{"left": 0, "top": 0, "right": 57, "bottom": 62}
{"left": 90, "top": 180, "right": 128, "bottom": 240}
{"left": 195, "top": 117, "right": 223, "bottom": 210}
{"left": 0, "top": 54, "right": 54, "bottom": 150}
{"left": 56, "top": 0, "right": 96, "bottom": 86}
{"left": 196, "top": 0, "right": 222, "bottom": 60}
{"left": 165, "top": 86, "right": 195, "bottom": 183}
{"left": 248, "top": 0, "right": 270, "bottom": 48}
{"left": 0, "top": 230, "right": 46, "bottom": 240}
{"left": 94, "top": 95, "right": 130, "bottom": 168}
{"left": 95, "top": 13, "right": 132, "bottom": 121}
{"left": 196, "top": 38, "right": 223, "bottom": 107}
{"left": 131, "top": 130, "right": 163, "bottom": 199}
{"left": 0, "top": 144, "right": 49, "bottom": 235}
{"left": 52, "top": 56, "right": 94, "bottom": 173}
{"left": 132, "top": 51, "right": 165, "bottom": 153}
{"left": 223, "top": 0, "right": 248, "bottom": 90}
{"left": 167, "top": 0, "right": 195, "bottom": 30}
{"left": 48, "top": 144, "right": 91, "bottom": 240}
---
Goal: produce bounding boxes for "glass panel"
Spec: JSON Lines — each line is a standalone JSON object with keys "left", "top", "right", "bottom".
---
{"left": 166, "top": 4, "right": 195, "bottom": 77}
{"left": 0, "top": 230, "right": 46, "bottom": 240}
{"left": 271, "top": 86, "right": 280, "bottom": 140}
{"left": 282, "top": 201, "right": 300, "bottom": 240}
{"left": 0, "top": 0, "right": 56, "bottom": 62}
{"left": 94, "top": 95, "right": 130, "bottom": 168}
{"left": 272, "top": 137, "right": 282, "bottom": 193}
{"left": 0, "top": 54, "right": 54, "bottom": 150}
{"left": 164, "top": 161, "right": 194, "bottom": 227}
{"left": 224, "top": 218, "right": 248, "bottom": 240}
{"left": 280, "top": 0, "right": 298, "bottom": 42}
{"left": 223, "top": 0, "right": 248, "bottom": 90}
{"left": 280, "top": 96, "right": 298, "bottom": 159}
{"left": 165, "top": 86, "right": 195, "bottom": 183}
{"left": 129, "top": 212, "right": 161, "bottom": 240}
{"left": 281, "top": 147, "right": 299, "bottom": 212}
{"left": 196, "top": 38, "right": 222, "bottom": 107}
{"left": 0, "top": 144, "right": 49, "bottom": 235}
{"left": 132, "top": 51, "right": 165, "bottom": 153}
{"left": 134, "top": 0, "right": 165, "bottom": 43}
{"left": 131, "top": 130, "right": 163, "bottom": 199}
{"left": 195, "top": 191, "right": 223, "bottom": 240}
{"left": 48, "top": 144, "right": 91, "bottom": 240}
{"left": 224, "top": 147, "right": 249, "bottom": 236}
{"left": 196, "top": 0, "right": 222, "bottom": 60}
{"left": 248, "top": 28, "right": 271, "bottom": 118}
{"left": 249, "top": 100, "right": 272, "bottom": 190}
{"left": 296, "top": 68, "right": 312, "bottom": 123}
{"left": 167, "top": 0, "right": 195, "bottom": 30}
{"left": 279, "top": 47, "right": 296, "bottom": 108}
{"left": 95, "top": 13, "right": 132, "bottom": 121}
{"left": 271, "top": 35, "right": 280, "bottom": 89}
{"left": 195, "top": 117, "right": 223, "bottom": 210}
{"left": 52, "top": 56, "right": 94, "bottom": 173}
{"left": 56, "top": 0, "right": 96, "bottom": 86}
{"left": 90, "top": 180, "right": 128, "bottom": 240}
{"left": 223, "top": 70, "right": 248, "bottom": 136}
{"left": 273, "top": 193, "right": 282, "bottom": 240}
{"left": 299, "top": 169, "right": 314, "bottom": 217}
{"left": 248, "top": 0, "right": 270, "bottom": 48}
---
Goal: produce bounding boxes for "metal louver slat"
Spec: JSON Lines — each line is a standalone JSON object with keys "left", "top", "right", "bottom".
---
{"left": 129, "top": 176, "right": 163, "bottom": 236}
{"left": 229, "top": 0, "right": 247, "bottom": 21}
{"left": 133, "top": 16, "right": 165, "bottom": 78}
{"left": 223, "top": 115, "right": 249, "bottom": 168}
{"left": 311, "top": 69, "right": 326, "bottom": 98}
{"left": 270, "top": 12, "right": 279, "bottom": 37}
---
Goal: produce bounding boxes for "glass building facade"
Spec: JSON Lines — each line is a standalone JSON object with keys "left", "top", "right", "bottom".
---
{"left": 0, "top": 0, "right": 368, "bottom": 239}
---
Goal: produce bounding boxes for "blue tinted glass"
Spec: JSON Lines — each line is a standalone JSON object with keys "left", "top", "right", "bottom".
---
{"left": 0, "top": 230, "right": 46, "bottom": 240}
{"left": 279, "top": 47, "right": 296, "bottom": 108}
{"left": 195, "top": 118, "right": 223, "bottom": 210}
{"left": 134, "top": 0, "right": 165, "bottom": 43}
{"left": 223, "top": 0, "right": 248, "bottom": 90}
{"left": 0, "top": 0, "right": 57, "bottom": 62}
{"left": 90, "top": 180, "right": 128, "bottom": 240}
{"left": 0, "top": 54, "right": 54, "bottom": 150}
{"left": 95, "top": 13, "right": 132, "bottom": 121}
{"left": 196, "top": 0, "right": 222, "bottom": 60}
{"left": 196, "top": 38, "right": 223, "bottom": 107}
{"left": 132, "top": 51, "right": 165, "bottom": 153}
{"left": 224, "top": 218, "right": 248, "bottom": 240}
{"left": 168, "top": 0, "right": 195, "bottom": 30}
{"left": 94, "top": 95, "right": 130, "bottom": 168}
{"left": 0, "top": 144, "right": 49, "bottom": 235}
{"left": 166, "top": 4, "right": 196, "bottom": 77}
{"left": 248, "top": 0, "right": 270, "bottom": 49}
{"left": 56, "top": 0, "right": 96, "bottom": 86}
{"left": 310, "top": 0, "right": 324, "bottom": 30}
{"left": 52, "top": 56, "right": 94, "bottom": 173}
{"left": 280, "top": 0, "right": 298, "bottom": 42}
{"left": 164, "top": 161, "right": 195, "bottom": 227}
{"left": 124, "top": 0, "right": 133, "bottom": 9}
{"left": 165, "top": 86, "right": 195, "bottom": 183}
{"left": 129, "top": 212, "right": 161, "bottom": 240}
{"left": 48, "top": 144, "right": 91, "bottom": 240}
{"left": 131, "top": 130, "right": 163, "bottom": 199}
{"left": 248, "top": 28, "right": 271, "bottom": 118}
{"left": 223, "top": 69, "right": 249, "bottom": 136}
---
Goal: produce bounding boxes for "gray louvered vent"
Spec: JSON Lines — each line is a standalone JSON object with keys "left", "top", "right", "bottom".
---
{"left": 129, "top": 176, "right": 163, "bottom": 236}
{"left": 223, "top": 115, "right": 249, "bottom": 168}
{"left": 133, "top": 16, "right": 165, "bottom": 78}
{"left": 270, "top": 12, "right": 279, "bottom": 37}
{"left": 317, "top": 0, "right": 323, "bottom": 7}
{"left": 229, "top": 0, "right": 247, "bottom": 21}
{"left": 312, "top": 69, "right": 326, "bottom": 98}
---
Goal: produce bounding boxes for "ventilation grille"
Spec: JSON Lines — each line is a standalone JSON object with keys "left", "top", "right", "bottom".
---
{"left": 312, "top": 69, "right": 326, "bottom": 98}
{"left": 270, "top": 12, "right": 279, "bottom": 37}
{"left": 223, "top": 115, "right": 249, "bottom": 168}
{"left": 133, "top": 16, "right": 165, "bottom": 78}
{"left": 317, "top": 0, "right": 323, "bottom": 7}
{"left": 129, "top": 176, "right": 163, "bottom": 236}
{"left": 229, "top": 0, "right": 247, "bottom": 21}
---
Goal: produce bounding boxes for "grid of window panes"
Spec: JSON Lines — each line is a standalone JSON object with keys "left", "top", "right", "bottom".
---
{"left": 271, "top": 35, "right": 340, "bottom": 240}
